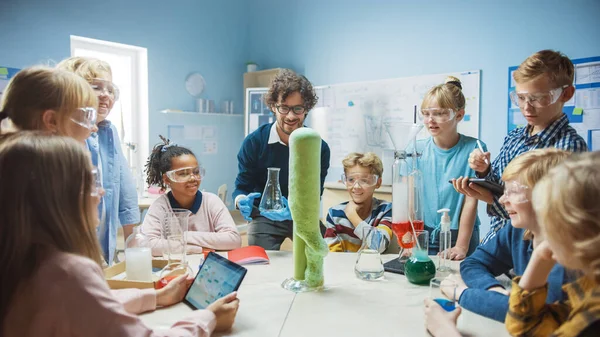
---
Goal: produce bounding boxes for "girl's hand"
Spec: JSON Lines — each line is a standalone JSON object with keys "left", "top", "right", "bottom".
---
{"left": 534, "top": 240, "right": 555, "bottom": 262}
{"left": 156, "top": 274, "right": 193, "bottom": 307}
{"left": 468, "top": 148, "right": 491, "bottom": 175}
{"left": 207, "top": 292, "right": 240, "bottom": 332}
{"left": 439, "top": 246, "right": 467, "bottom": 261}
{"left": 424, "top": 298, "right": 463, "bottom": 337}
{"left": 452, "top": 177, "right": 495, "bottom": 204}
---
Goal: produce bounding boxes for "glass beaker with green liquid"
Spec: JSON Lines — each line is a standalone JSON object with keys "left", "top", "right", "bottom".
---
{"left": 405, "top": 230, "right": 436, "bottom": 285}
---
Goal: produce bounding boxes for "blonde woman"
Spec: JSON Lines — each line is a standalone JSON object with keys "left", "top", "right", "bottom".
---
{"left": 506, "top": 151, "right": 600, "bottom": 337}
{"left": 57, "top": 57, "right": 139, "bottom": 264}
{"left": 0, "top": 132, "right": 239, "bottom": 337}
{"left": 418, "top": 76, "right": 485, "bottom": 259}
{"left": 0, "top": 66, "right": 98, "bottom": 142}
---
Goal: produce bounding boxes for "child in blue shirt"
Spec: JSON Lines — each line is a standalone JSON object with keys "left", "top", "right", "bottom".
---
{"left": 416, "top": 76, "right": 485, "bottom": 259}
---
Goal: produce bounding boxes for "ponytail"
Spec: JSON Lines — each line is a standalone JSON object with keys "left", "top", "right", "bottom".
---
{"left": 144, "top": 135, "right": 195, "bottom": 191}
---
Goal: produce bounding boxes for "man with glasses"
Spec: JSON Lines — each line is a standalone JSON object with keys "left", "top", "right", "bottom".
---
{"left": 455, "top": 50, "right": 587, "bottom": 244}
{"left": 233, "top": 69, "right": 331, "bottom": 250}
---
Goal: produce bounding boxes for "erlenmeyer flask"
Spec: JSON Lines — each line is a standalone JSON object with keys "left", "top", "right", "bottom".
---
{"left": 405, "top": 230, "right": 436, "bottom": 285}
{"left": 354, "top": 226, "right": 384, "bottom": 281}
{"left": 259, "top": 167, "right": 284, "bottom": 212}
{"left": 159, "top": 208, "right": 193, "bottom": 286}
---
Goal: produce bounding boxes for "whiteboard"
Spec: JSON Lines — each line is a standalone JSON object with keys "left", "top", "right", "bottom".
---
{"left": 307, "top": 70, "right": 481, "bottom": 184}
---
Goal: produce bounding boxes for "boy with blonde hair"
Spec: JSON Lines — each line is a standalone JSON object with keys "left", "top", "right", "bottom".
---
{"left": 506, "top": 151, "right": 600, "bottom": 337}
{"left": 454, "top": 50, "right": 587, "bottom": 244}
{"left": 324, "top": 152, "right": 392, "bottom": 252}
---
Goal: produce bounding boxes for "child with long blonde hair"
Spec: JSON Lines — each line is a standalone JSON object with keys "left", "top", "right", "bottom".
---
{"left": 505, "top": 151, "right": 600, "bottom": 336}
{"left": 57, "top": 56, "right": 139, "bottom": 263}
{"left": 0, "top": 66, "right": 98, "bottom": 142}
{"left": 0, "top": 132, "right": 239, "bottom": 337}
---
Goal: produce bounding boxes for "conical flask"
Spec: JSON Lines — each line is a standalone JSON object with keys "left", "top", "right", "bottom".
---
{"left": 354, "top": 226, "right": 384, "bottom": 281}
{"left": 259, "top": 167, "right": 284, "bottom": 212}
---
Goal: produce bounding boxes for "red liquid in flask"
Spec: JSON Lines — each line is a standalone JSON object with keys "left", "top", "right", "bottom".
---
{"left": 391, "top": 220, "right": 424, "bottom": 249}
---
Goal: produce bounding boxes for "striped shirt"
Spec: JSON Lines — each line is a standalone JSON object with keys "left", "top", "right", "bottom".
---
{"left": 506, "top": 275, "right": 600, "bottom": 337}
{"left": 324, "top": 198, "right": 392, "bottom": 253}
{"left": 481, "top": 114, "right": 587, "bottom": 244}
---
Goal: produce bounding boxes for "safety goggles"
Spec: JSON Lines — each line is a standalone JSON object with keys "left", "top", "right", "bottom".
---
{"left": 509, "top": 85, "right": 568, "bottom": 108}
{"left": 501, "top": 181, "right": 529, "bottom": 204}
{"left": 419, "top": 108, "right": 456, "bottom": 123}
{"left": 70, "top": 107, "right": 97, "bottom": 130}
{"left": 341, "top": 173, "right": 379, "bottom": 187}
{"left": 91, "top": 167, "right": 103, "bottom": 197}
{"left": 90, "top": 78, "right": 120, "bottom": 101}
{"left": 166, "top": 166, "right": 205, "bottom": 183}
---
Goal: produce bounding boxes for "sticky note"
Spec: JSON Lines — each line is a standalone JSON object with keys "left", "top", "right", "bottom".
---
{"left": 0, "top": 68, "right": 8, "bottom": 75}
{"left": 463, "top": 114, "right": 471, "bottom": 122}
{"left": 348, "top": 101, "right": 354, "bottom": 107}
{"left": 573, "top": 108, "right": 583, "bottom": 116}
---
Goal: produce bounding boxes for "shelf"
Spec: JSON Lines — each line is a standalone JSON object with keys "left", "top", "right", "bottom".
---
{"left": 160, "top": 110, "right": 243, "bottom": 117}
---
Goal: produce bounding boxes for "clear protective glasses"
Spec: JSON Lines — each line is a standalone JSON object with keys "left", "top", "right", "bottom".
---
{"left": 509, "top": 85, "right": 568, "bottom": 108}
{"left": 91, "top": 167, "right": 103, "bottom": 197}
{"left": 90, "top": 78, "right": 120, "bottom": 101}
{"left": 501, "top": 181, "right": 529, "bottom": 204}
{"left": 70, "top": 107, "right": 98, "bottom": 130}
{"left": 166, "top": 166, "right": 205, "bottom": 183}
{"left": 275, "top": 104, "right": 306, "bottom": 116}
{"left": 419, "top": 108, "right": 456, "bottom": 123}
{"left": 341, "top": 173, "right": 379, "bottom": 188}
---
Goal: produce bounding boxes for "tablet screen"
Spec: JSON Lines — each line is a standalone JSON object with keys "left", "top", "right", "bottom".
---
{"left": 184, "top": 252, "right": 247, "bottom": 309}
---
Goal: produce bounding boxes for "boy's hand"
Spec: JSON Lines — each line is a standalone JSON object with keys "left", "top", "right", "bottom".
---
{"left": 439, "top": 245, "right": 467, "bottom": 261}
{"left": 424, "top": 298, "right": 463, "bottom": 337}
{"left": 468, "top": 148, "right": 491, "bottom": 175}
{"left": 452, "top": 177, "right": 494, "bottom": 204}
{"left": 344, "top": 200, "right": 359, "bottom": 216}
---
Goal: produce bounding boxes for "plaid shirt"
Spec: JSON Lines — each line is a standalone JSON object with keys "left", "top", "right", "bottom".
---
{"left": 506, "top": 276, "right": 600, "bottom": 337}
{"left": 481, "top": 114, "right": 587, "bottom": 244}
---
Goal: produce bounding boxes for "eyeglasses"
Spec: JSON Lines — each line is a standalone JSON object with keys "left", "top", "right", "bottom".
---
{"left": 91, "top": 167, "right": 103, "bottom": 197}
{"left": 70, "top": 107, "right": 97, "bottom": 130}
{"left": 509, "top": 85, "right": 568, "bottom": 108}
{"left": 419, "top": 108, "right": 456, "bottom": 123}
{"left": 501, "top": 181, "right": 529, "bottom": 204}
{"left": 275, "top": 104, "right": 306, "bottom": 116}
{"left": 341, "top": 173, "right": 379, "bottom": 187}
{"left": 166, "top": 166, "right": 205, "bottom": 183}
{"left": 90, "top": 78, "right": 120, "bottom": 101}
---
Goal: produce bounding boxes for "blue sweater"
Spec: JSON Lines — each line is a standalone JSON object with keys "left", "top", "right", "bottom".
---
{"left": 459, "top": 224, "right": 567, "bottom": 322}
{"left": 233, "top": 123, "right": 331, "bottom": 207}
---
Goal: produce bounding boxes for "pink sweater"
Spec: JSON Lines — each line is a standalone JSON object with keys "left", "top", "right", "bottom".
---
{"left": 142, "top": 192, "right": 241, "bottom": 255}
{"left": 3, "top": 251, "right": 216, "bottom": 337}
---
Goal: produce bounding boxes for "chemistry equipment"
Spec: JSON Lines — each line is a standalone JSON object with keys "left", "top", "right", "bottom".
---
{"left": 259, "top": 167, "right": 285, "bottom": 212}
{"left": 437, "top": 208, "right": 452, "bottom": 273}
{"left": 404, "top": 230, "right": 436, "bottom": 285}
{"left": 159, "top": 208, "right": 193, "bottom": 285}
{"left": 124, "top": 225, "right": 153, "bottom": 282}
{"left": 354, "top": 226, "right": 385, "bottom": 281}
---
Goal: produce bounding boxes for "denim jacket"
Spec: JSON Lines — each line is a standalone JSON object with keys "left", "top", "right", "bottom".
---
{"left": 87, "top": 121, "right": 140, "bottom": 264}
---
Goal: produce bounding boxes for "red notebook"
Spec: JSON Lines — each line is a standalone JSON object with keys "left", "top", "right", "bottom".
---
{"left": 227, "top": 246, "right": 270, "bottom": 265}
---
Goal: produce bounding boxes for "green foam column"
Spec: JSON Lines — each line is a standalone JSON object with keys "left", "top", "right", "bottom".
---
{"left": 289, "top": 128, "right": 329, "bottom": 287}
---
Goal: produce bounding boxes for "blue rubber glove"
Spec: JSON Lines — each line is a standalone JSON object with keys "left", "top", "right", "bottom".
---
{"left": 260, "top": 196, "right": 293, "bottom": 222}
{"left": 238, "top": 192, "right": 261, "bottom": 221}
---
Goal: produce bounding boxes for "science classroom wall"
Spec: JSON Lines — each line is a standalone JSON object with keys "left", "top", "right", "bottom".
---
{"left": 247, "top": 0, "right": 600, "bottom": 234}
{"left": 0, "top": 0, "right": 249, "bottom": 200}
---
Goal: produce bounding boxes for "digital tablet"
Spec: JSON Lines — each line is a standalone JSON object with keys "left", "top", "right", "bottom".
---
{"left": 183, "top": 252, "right": 247, "bottom": 310}
{"left": 467, "top": 178, "right": 504, "bottom": 197}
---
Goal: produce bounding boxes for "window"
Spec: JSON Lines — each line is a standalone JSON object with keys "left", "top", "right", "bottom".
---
{"left": 70, "top": 35, "right": 149, "bottom": 192}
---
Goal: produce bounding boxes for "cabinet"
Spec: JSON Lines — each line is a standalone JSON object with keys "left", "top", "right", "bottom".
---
{"left": 243, "top": 68, "right": 284, "bottom": 137}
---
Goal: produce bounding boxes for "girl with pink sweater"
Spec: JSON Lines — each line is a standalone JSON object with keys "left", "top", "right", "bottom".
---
{"left": 0, "top": 132, "right": 240, "bottom": 337}
{"left": 142, "top": 137, "right": 242, "bottom": 255}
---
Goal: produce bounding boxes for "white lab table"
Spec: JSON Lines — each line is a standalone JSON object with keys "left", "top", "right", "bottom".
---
{"left": 140, "top": 252, "right": 509, "bottom": 337}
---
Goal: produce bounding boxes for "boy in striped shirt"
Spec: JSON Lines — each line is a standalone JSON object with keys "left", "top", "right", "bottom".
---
{"left": 454, "top": 50, "right": 587, "bottom": 244}
{"left": 324, "top": 152, "right": 392, "bottom": 253}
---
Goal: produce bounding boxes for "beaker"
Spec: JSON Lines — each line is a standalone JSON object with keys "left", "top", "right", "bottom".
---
{"left": 429, "top": 278, "right": 458, "bottom": 312}
{"left": 354, "top": 226, "right": 385, "bottom": 281}
{"left": 259, "top": 167, "right": 284, "bottom": 212}
{"left": 124, "top": 225, "right": 152, "bottom": 282}
{"left": 404, "top": 230, "right": 436, "bottom": 285}
{"left": 159, "top": 208, "right": 193, "bottom": 287}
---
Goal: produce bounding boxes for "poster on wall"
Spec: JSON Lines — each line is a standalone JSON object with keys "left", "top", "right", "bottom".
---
{"left": 0, "top": 67, "right": 20, "bottom": 103}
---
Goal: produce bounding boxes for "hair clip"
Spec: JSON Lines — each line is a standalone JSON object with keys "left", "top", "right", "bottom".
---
{"left": 161, "top": 143, "right": 176, "bottom": 152}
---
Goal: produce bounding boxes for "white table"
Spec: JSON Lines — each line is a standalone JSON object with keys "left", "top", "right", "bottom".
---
{"left": 140, "top": 252, "right": 509, "bottom": 337}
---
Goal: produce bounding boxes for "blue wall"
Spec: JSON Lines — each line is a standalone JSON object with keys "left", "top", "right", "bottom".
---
{"left": 0, "top": 0, "right": 248, "bottom": 200}
{"left": 247, "top": 0, "right": 600, "bottom": 233}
